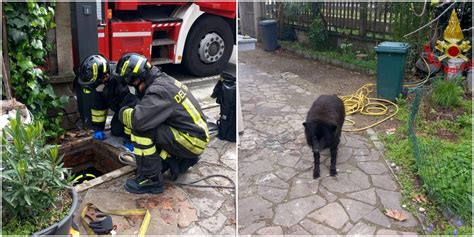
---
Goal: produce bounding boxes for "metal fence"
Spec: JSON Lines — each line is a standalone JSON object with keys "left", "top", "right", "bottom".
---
{"left": 408, "top": 87, "right": 472, "bottom": 224}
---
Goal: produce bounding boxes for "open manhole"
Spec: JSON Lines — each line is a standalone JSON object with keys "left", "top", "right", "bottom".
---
{"left": 60, "top": 138, "right": 126, "bottom": 186}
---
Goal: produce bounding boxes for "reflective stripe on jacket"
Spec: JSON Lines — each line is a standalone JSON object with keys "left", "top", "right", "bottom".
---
{"left": 123, "top": 67, "right": 209, "bottom": 154}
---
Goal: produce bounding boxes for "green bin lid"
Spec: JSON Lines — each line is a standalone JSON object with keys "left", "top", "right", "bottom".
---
{"left": 374, "top": 42, "right": 410, "bottom": 53}
{"left": 259, "top": 19, "right": 277, "bottom": 26}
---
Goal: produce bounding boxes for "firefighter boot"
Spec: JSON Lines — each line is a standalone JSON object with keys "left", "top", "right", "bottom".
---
{"left": 163, "top": 156, "right": 180, "bottom": 181}
{"left": 125, "top": 155, "right": 164, "bottom": 194}
{"left": 161, "top": 161, "right": 170, "bottom": 173}
{"left": 124, "top": 174, "right": 164, "bottom": 194}
{"left": 178, "top": 157, "right": 200, "bottom": 174}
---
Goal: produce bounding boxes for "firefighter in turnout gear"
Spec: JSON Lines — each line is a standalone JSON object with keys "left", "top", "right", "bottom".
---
{"left": 116, "top": 53, "right": 209, "bottom": 194}
{"left": 78, "top": 55, "right": 139, "bottom": 150}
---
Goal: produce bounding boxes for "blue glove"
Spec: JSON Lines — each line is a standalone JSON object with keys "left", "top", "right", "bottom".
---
{"left": 93, "top": 130, "right": 107, "bottom": 140}
{"left": 123, "top": 139, "right": 134, "bottom": 152}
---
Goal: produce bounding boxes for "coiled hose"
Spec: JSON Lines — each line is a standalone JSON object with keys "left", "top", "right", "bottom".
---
{"left": 340, "top": 56, "right": 439, "bottom": 132}
{"left": 340, "top": 84, "right": 399, "bottom": 132}
{"left": 118, "top": 152, "right": 235, "bottom": 189}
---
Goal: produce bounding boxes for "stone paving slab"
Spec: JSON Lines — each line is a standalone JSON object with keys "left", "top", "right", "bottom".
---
{"left": 238, "top": 50, "right": 420, "bottom": 235}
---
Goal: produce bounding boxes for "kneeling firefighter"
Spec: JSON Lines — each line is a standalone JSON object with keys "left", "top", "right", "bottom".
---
{"left": 78, "top": 55, "right": 139, "bottom": 150}
{"left": 116, "top": 53, "right": 209, "bottom": 194}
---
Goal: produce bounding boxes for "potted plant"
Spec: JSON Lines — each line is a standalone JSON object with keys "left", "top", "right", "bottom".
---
{"left": 1, "top": 112, "right": 77, "bottom": 235}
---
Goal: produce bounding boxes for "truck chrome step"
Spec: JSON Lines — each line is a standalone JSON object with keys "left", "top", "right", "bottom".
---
{"left": 144, "top": 17, "right": 182, "bottom": 24}
{"left": 152, "top": 38, "right": 175, "bottom": 46}
{"left": 152, "top": 58, "right": 173, "bottom": 65}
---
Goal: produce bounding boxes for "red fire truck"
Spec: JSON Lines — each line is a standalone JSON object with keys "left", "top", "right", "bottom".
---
{"left": 91, "top": 1, "right": 236, "bottom": 76}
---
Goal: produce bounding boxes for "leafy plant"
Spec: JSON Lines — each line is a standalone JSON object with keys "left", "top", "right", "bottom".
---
{"left": 339, "top": 42, "right": 353, "bottom": 55}
{"left": 430, "top": 80, "right": 464, "bottom": 107}
{"left": 4, "top": 2, "right": 68, "bottom": 138}
{"left": 308, "top": 17, "right": 328, "bottom": 50}
{"left": 1, "top": 112, "right": 72, "bottom": 234}
{"left": 280, "top": 25, "right": 297, "bottom": 41}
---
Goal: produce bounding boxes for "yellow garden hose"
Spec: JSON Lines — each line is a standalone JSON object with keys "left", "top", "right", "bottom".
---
{"left": 340, "top": 83, "right": 399, "bottom": 132}
{"left": 340, "top": 55, "right": 438, "bottom": 132}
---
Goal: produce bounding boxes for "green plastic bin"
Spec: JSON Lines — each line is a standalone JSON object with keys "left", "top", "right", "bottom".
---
{"left": 374, "top": 42, "right": 411, "bottom": 101}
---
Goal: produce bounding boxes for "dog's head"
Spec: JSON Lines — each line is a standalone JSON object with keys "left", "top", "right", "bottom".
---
{"left": 303, "top": 121, "right": 337, "bottom": 153}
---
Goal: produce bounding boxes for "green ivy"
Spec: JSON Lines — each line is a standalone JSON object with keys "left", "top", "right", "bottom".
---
{"left": 308, "top": 18, "right": 328, "bottom": 50}
{"left": 4, "top": 1, "right": 68, "bottom": 138}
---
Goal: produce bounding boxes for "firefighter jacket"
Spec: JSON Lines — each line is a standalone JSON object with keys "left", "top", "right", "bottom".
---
{"left": 120, "top": 67, "right": 209, "bottom": 156}
{"left": 85, "top": 63, "right": 139, "bottom": 132}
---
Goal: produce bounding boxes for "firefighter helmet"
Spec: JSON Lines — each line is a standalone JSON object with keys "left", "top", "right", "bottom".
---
{"left": 115, "top": 53, "right": 152, "bottom": 85}
{"left": 78, "top": 54, "right": 110, "bottom": 88}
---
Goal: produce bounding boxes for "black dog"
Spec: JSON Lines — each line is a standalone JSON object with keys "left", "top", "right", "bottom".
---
{"left": 303, "top": 95, "right": 345, "bottom": 179}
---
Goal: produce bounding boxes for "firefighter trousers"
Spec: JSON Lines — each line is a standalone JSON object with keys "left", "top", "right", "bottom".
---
{"left": 130, "top": 124, "right": 206, "bottom": 177}
{"left": 110, "top": 114, "right": 132, "bottom": 140}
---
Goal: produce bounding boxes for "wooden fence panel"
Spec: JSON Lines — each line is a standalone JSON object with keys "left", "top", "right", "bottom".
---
{"left": 278, "top": 1, "right": 400, "bottom": 41}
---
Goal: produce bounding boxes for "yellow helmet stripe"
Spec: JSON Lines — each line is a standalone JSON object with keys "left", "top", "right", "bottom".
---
{"left": 133, "top": 58, "right": 144, "bottom": 73}
{"left": 103, "top": 61, "right": 107, "bottom": 73}
{"left": 120, "top": 60, "right": 130, "bottom": 76}
{"left": 92, "top": 63, "right": 98, "bottom": 81}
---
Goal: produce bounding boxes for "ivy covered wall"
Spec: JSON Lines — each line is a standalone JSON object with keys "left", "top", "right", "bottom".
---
{"left": 4, "top": 1, "right": 68, "bottom": 138}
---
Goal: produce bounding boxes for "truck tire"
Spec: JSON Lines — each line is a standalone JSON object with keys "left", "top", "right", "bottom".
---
{"left": 183, "top": 15, "right": 233, "bottom": 77}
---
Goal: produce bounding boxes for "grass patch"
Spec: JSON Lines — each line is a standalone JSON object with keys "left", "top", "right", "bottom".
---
{"left": 430, "top": 80, "right": 464, "bottom": 107}
{"left": 382, "top": 94, "right": 472, "bottom": 235}
{"left": 280, "top": 40, "right": 377, "bottom": 71}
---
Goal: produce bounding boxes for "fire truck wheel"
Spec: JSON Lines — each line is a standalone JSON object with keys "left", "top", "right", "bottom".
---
{"left": 183, "top": 15, "right": 233, "bottom": 77}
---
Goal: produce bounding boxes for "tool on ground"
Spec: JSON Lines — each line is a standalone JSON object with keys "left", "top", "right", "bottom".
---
{"left": 118, "top": 152, "right": 236, "bottom": 189}
{"left": 81, "top": 203, "right": 150, "bottom": 237}
{"left": 88, "top": 214, "right": 114, "bottom": 235}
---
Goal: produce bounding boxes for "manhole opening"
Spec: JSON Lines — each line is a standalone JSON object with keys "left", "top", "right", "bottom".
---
{"left": 60, "top": 139, "right": 125, "bottom": 186}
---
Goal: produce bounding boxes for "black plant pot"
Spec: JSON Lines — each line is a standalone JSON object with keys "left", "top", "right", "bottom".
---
{"left": 33, "top": 188, "right": 78, "bottom": 236}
